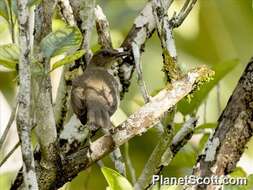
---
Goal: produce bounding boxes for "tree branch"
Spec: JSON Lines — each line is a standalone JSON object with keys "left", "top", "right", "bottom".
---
{"left": 170, "top": 0, "right": 198, "bottom": 28}
{"left": 56, "top": 67, "right": 210, "bottom": 189}
{"left": 54, "top": 0, "right": 77, "bottom": 133}
{"left": 57, "top": 0, "right": 76, "bottom": 26}
{"left": 188, "top": 59, "right": 253, "bottom": 190}
{"left": 12, "top": 66, "right": 212, "bottom": 189}
{"left": 69, "top": 0, "right": 95, "bottom": 63}
{"left": 152, "top": 0, "right": 182, "bottom": 81}
{"left": 119, "top": 0, "right": 174, "bottom": 96}
{"left": 0, "top": 102, "right": 17, "bottom": 151}
{"left": 16, "top": 0, "right": 38, "bottom": 189}
{"left": 94, "top": 5, "right": 113, "bottom": 49}
{"left": 134, "top": 117, "right": 198, "bottom": 190}
{"left": 32, "top": 1, "right": 59, "bottom": 189}
{"left": 132, "top": 42, "right": 150, "bottom": 102}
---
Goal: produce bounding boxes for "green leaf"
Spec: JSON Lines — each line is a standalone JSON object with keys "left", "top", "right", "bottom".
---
{"left": 51, "top": 50, "right": 85, "bottom": 71}
{"left": 40, "top": 26, "right": 82, "bottom": 58}
{"left": 178, "top": 59, "right": 240, "bottom": 115}
{"left": 246, "top": 175, "right": 253, "bottom": 190}
{"left": 194, "top": 123, "right": 217, "bottom": 134}
{"left": 230, "top": 167, "right": 247, "bottom": 177}
{"left": 101, "top": 167, "right": 133, "bottom": 190}
{"left": 0, "top": 44, "right": 19, "bottom": 70}
{"left": 223, "top": 172, "right": 249, "bottom": 190}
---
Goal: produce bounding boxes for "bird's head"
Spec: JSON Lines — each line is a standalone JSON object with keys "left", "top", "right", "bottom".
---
{"left": 90, "top": 49, "right": 129, "bottom": 68}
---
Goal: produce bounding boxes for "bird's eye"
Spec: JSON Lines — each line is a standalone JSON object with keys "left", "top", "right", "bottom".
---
{"left": 102, "top": 51, "right": 109, "bottom": 56}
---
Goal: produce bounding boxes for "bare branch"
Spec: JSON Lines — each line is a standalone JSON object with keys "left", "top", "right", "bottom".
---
{"left": 134, "top": 117, "right": 198, "bottom": 190}
{"left": 0, "top": 141, "right": 19, "bottom": 168}
{"left": 55, "top": 66, "right": 213, "bottom": 189}
{"left": 58, "top": 0, "right": 76, "bottom": 26}
{"left": 152, "top": 0, "right": 182, "bottom": 81}
{"left": 0, "top": 122, "right": 36, "bottom": 168}
{"left": 134, "top": 125, "right": 174, "bottom": 190}
{"left": 216, "top": 83, "right": 222, "bottom": 115}
{"left": 12, "top": 66, "right": 213, "bottom": 189}
{"left": 119, "top": 0, "right": 173, "bottom": 96}
{"left": 94, "top": 5, "right": 113, "bottom": 49}
{"left": 132, "top": 42, "right": 150, "bottom": 103}
{"left": 124, "top": 142, "right": 136, "bottom": 183}
{"left": 69, "top": 0, "right": 95, "bottom": 63}
{"left": 109, "top": 148, "right": 126, "bottom": 176}
{"left": 54, "top": 0, "right": 77, "bottom": 133}
{"left": 170, "top": 0, "right": 198, "bottom": 28}
{"left": 189, "top": 59, "right": 253, "bottom": 190}
{"left": 80, "top": 0, "right": 95, "bottom": 63}
{"left": 16, "top": 0, "right": 38, "bottom": 188}
{"left": 0, "top": 102, "right": 17, "bottom": 151}
{"left": 32, "top": 1, "right": 60, "bottom": 189}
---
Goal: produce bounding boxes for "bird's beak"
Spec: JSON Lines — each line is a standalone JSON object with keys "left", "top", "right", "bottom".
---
{"left": 114, "top": 51, "right": 130, "bottom": 58}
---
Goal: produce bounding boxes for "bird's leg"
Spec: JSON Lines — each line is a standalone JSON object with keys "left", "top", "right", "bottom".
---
{"left": 102, "top": 122, "right": 126, "bottom": 176}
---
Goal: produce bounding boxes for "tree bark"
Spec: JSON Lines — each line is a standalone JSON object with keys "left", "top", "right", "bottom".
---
{"left": 188, "top": 59, "right": 253, "bottom": 190}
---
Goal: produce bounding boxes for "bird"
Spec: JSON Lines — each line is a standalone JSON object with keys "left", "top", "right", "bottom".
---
{"left": 71, "top": 49, "right": 129, "bottom": 131}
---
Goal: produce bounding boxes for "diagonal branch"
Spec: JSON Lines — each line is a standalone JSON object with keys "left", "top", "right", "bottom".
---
{"left": 188, "top": 59, "right": 253, "bottom": 190}
{"left": 120, "top": 0, "right": 174, "bottom": 96}
{"left": 0, "top": 102, "right": 17, "bottom": 151}
{"left": 134, "top": 117, "right": 198, "bottom": 190}
{"left": 12, "top": 66, "right": 213, "bottom": 189}
{"left": 55, "top": 66, "right": 212, "bottom": 189}
{"left": 170, "top": 0, "right": 198, "bottom": 28}
{"left": 119, "top": 0, "right": 198, "bottom": 96}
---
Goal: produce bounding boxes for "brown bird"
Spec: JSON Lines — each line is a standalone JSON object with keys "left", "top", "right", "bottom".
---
{"left": 71, "top": 49, "right": 128, "bottom": 131}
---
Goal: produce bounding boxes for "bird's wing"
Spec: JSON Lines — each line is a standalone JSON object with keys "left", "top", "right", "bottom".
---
{"left": 71, "top": 67, "right": 119, "bottom": 130}
{"left": 71, "top": 86, "right": 87, "bottom": 124}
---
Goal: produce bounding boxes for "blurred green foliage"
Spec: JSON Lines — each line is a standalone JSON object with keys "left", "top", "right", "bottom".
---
{"left": 1, "top": 0, "right": 253, "bottom": 190}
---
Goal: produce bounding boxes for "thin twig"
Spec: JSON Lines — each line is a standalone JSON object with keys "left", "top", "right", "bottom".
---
{"left": 0, "top": 141, "right": 20, "bottom": 167}
{"left": 134, "top": 124, "right": 174, "bottom": 190}
{"left": 152, "top": 0, "right": 182, "bottom": 81}
{"left": 216, "top": 83, "right": 221, "bottom": 115}
{"left": 203, "top": 98, "right": 207, "bottom": 123}
{"left": 170, "top": 0, "right": 198, "bottom": 28}
{"left": 124, "top": 142, "right": 136, "bottom": 184}
{"left": 0, "top": 102, "right": 17, "bottom": 151}
{"left": 132, "top": 42, "right": 150, "bottom": 103}
{"left": 0, "top": 123, "right": 36, "bottom": 168}
{"left": 4, "top": 0, "right": 15, "bottom": 43}
{"left": 132, "top": 38, "right": 164, "bottom": 134}
{"left": 55, "top": 0, "right": 77, "bottom": 133}
{"left": 120, "top": 0, "right": 174, "bottom": 95}
{"left": 134, "top": 117, "right": 198, "bottom": 190}
{"left": 110, "top": 148, "right": 126, "bottom": 176}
